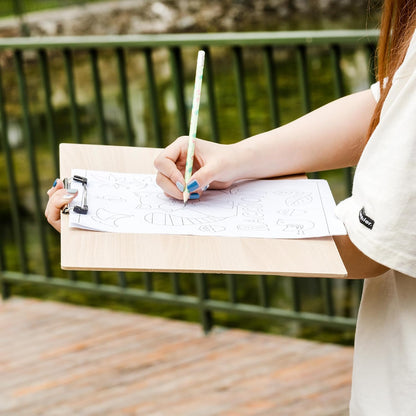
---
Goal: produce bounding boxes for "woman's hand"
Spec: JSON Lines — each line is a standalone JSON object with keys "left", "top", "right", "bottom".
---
{"left": 154, "top": 136, "right": 241, "bottom": 200}
{"left": 44, "top": 179, "right": 78, "bottom": 233}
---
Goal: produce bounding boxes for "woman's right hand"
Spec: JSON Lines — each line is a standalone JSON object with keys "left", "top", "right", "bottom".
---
{"left": 154, "top": 136, "right": 242, "bottom": 200}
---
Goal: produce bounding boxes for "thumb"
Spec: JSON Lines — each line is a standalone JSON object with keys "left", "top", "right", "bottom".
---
{"left": 186, "top": 165, "right": 217, "bottom": 193}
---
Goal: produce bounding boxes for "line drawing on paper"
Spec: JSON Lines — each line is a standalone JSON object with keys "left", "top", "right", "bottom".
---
{"left": 68, "top": 169, "right": 346, "bottom": 238}
{"left": 275, "top": 219, "right": 315, "bottom": 236}
{"left": 91, "top": 208, "right": 134, "bottom": 228}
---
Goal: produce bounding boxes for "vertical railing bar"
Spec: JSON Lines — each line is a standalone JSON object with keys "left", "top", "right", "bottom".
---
{"left": 171, "top": 274, "right": 181, "bottom": 296}
{"left": 88, "top": 48, "right": 105, "bottom": 284}
{"left": 0, "top": 64, "right": 28, "bottom": 274}
{"left": 144, "top": 47, "right": 163, "bottom": 147}
{"left": 232, "top": 46, "right": 250, "bottom": 139}
{"left": 38, "top": 49, "right": 59, "bottom": 177}
{"left": 168, "top": 46, "right": 186, "bottom": 293}
{"left": 63, "top": 48, "right": 81, "bottom": 143}
{"left": 330, "top": 44, "right": 345, "bottom": 99}
{"left": 296, "top": 44, "right": 312, "bottom": 115}
{"left": 0, "top": 228, "right": 6, "bottom": 271}
{"left": 195, "top": 273, "right": 214, "bottom": 333}
{"left": 117, "top": 271, "right": 127, "bottom": 288}
{"left": 226, "top": 274, "right": 237, "bottom": 304}
{"left": 257, "top": 275, "right": 269, "bottom": 308}
{"left": 143, "top": 272, "right": 153, "bottom": 292}
{"left": 91, "top": 48, "right": 118, "bottom": 285}
{"left": 169, "top": 47, "right": 188, "bottom": 136}
{"left": 263, "top": 45, "right": 280, "bottom": 128}
{"left": 14, "top": 50, "right": 51, "bottom": 277}
{"left": 89, "top": 48, "right": 108, "bottom": 145}
{"left": 143, "top": 273, "right": 153, "bottom": 292}
{"left": 343, "top": 279, "right": 353, "bottom": 317}
{"left": 296, "top": 44, "right": 318, "bottom": 180}
{"left": 1, "top": 276, "right": 11, "bottom": 300}
{"left": 321, "top": 278, "right": 335, "bottom": 316}
{"left": 330, "top": 44, "right": 353, "bottom": 196}
{"left": 202, "top": 46, "right": 220, "bottom": 143}
{"left": 291, "top": 277, "right": 302, "bottom": 312}
{"left": 115, "top": 47, "right": 135, "bottom": 146}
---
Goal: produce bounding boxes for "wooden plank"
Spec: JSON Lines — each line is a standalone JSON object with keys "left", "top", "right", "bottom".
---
{"left": 0, "top": 298, "right": 353, "bottom": 415}
{"left": 59, "top": 143, "right": 347, "bottom": 278}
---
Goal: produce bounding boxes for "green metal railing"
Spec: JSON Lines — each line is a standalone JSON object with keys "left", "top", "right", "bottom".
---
{"left": 0, "top": 30, "right": 379, "bottom": 334}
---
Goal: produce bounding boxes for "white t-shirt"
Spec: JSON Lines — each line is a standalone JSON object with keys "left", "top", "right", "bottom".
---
{"left": 335, "top": 31, "right": 416, "bottom": 415}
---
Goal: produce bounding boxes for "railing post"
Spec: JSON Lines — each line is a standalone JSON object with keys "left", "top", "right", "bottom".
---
{"left": 1, "top": 277, "right": 11, "bottom": 300}
{"left": 169, "top": 47, "right": 188, "bottom": 136}
{"left": 14, "top": 50, "right": 51, "bottom": 277}
{"left": 195, "top": 273, "right": 213, "bottom": 334}
{"left": 144, "top": 48, "right": 163, "bottom": 147}
{"left": 63, "top": 48, "right": 82, "bottom": 143}
{"left": 38, "top": 49, "right": 59, "bottom": 177}
{"left": 0, "top": 64, "right": 28, "bottom": 274}
{"left": 296, "top": 45, "right": 311, "bottom": 115}
{"left": 89, "top": 48, "right": 108, "bottom": 145}
{"left": 263, "top": 45, "right": 280, "bottom": 128}
{"left": 227, "top": 275, "right": 237, "bottom": 304}
{"left": 116, "top": 47, "right": 135, "bottom": 147}
{"left": 258, "top": 275, "right": 269, "bottom": 308}
{"left": 232, "top": 46, "right": 250, "bottom": 139}
{"left": 202, "top": 46, "right": 220, "bottom": 143}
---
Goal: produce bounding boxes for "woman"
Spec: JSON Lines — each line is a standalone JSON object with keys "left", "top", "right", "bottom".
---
{"left": 46, "top": 1, "right": 416, "bottom": 413}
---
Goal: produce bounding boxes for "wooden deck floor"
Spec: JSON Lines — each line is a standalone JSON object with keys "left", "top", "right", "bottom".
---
{"left": 0, "top": 298, "right": 353, "bottom": 416}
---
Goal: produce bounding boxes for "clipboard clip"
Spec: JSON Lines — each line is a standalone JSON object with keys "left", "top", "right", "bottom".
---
{"left": 63, "top": 175, "right": 88, "bottom": 215}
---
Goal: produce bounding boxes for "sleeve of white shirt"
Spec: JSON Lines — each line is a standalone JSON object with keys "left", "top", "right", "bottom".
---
{"left": 335, "top": 74, "right": 416, "bottom": 278}
{"left": 370, "top": 81, "right": 380, "bottom": 102}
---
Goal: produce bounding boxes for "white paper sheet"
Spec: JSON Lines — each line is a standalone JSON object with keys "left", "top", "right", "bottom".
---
{"left": 67, "top": 169, "right": 346, "bottom": 239}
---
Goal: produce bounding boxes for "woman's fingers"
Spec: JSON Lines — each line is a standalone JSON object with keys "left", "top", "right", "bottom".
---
{"left": 154, "top": 136, "right": 237, "bottom": 200}
{"left": 45, "top": 179, "right": 78, "bottom": 232}
{"left": 155, "top": 171, "right": 184, "bottom": 200}
{"left": 154, "top": 137, "right": 188, "bottom": 194}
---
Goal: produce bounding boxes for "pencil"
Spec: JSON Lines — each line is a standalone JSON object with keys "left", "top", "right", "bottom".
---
{"left": 183, "top": 50, "right": 205, "bottom": 205}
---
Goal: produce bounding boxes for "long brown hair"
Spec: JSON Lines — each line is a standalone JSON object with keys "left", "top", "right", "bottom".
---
{"left": 368, "top": 0, "right": 416, "bottom": 137}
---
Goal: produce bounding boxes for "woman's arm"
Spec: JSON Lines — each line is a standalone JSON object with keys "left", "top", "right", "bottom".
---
{"left": 232, "top": 89, "right": 377, "bottom": 180}
{"left": 334, "top": 235, "right": 389, "bottom": 279}
{"left": 154, "top": 89, "right": 376, "bottom": 198}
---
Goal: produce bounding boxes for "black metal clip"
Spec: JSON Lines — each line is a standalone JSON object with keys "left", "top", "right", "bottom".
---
{"left": 63, "top": 175, "right": 88, "bottom": 215}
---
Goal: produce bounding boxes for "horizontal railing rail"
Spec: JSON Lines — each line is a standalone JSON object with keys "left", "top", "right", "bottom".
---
{"left": 0, "top": 30, "right": 378, "bottom": 335}
{"left": 0, "top": 30, "right": 380, "bottom": 49}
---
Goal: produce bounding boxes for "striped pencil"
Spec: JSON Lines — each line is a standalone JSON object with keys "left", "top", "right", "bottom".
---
{"left": 183, "top": 50, "right": 205, "bottom": 205}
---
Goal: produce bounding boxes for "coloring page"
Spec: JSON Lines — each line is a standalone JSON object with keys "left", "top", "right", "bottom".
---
{"left": 68, "top": 169, "right": 346, "bottom": 239}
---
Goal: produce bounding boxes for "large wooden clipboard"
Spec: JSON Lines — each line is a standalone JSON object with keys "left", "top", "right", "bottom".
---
{"left": 60, "top": 143, "right": 347, "bottom": 278}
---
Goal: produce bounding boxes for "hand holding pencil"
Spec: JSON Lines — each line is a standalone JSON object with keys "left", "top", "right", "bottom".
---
{"left": 154, "top": 52, "right": 244, "bottom": 200}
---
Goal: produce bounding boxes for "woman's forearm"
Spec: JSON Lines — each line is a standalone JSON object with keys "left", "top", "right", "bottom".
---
{"left": 232, "top": 89, "right": 377, "bottom": 180}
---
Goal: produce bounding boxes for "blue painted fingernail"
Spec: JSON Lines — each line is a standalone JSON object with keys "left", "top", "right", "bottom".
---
{"left": 176, "top": 181, "right": 184, "bottom": 192}
{"left": 187, "top": 180, "right": 199, "bottom": 193}
{"left": 52, "top": 178, "right": 58, "bottom": 187}
{"left": 190, "top": 193, "right": 200, "bottom": 200}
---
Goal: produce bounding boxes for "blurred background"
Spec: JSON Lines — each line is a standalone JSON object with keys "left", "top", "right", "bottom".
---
{"left": 0, "top": 0, "right": 381, "bottom": 345}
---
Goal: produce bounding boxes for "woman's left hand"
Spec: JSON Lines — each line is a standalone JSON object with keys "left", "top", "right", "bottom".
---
{"left": 44, "top": 179, "right": 77, "bottom": 233}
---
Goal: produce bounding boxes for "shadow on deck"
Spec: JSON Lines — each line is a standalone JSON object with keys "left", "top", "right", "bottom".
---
{"left": 0, "top": 298, "right": 353, "bottom": 416}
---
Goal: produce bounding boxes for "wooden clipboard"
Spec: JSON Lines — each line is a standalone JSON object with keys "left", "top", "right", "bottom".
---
{"left": 59, "top": 143, "right": 347, "bottom": 278}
